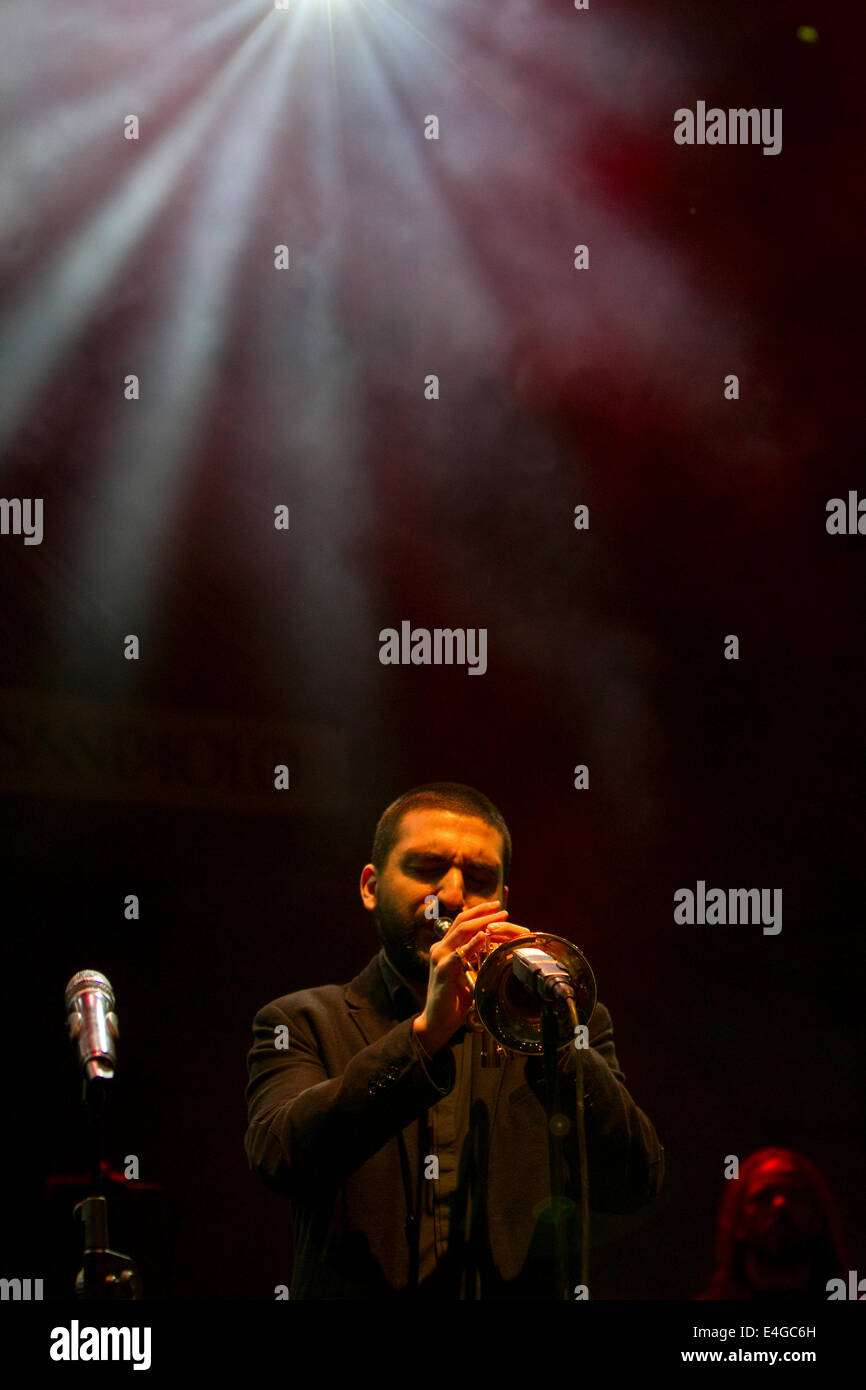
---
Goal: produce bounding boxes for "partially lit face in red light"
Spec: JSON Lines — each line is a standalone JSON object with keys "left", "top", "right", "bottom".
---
{"left": 736, "top": 1160, "right": 823, "bottom": 1263}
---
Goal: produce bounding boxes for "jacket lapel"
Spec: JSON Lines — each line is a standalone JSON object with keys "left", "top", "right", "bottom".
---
{"left": 345, "top": 953, "right": 405, "bottom": 1046}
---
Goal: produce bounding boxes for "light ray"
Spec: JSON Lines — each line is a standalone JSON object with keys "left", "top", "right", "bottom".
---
{"left": 53, "top": 20, "right": 306, "bottom": 677}
{"left": 363, "top": 0, "right": 520, "bottom": 121}
{"left": 0, "top": 5, "right": 279, "bottom": 461}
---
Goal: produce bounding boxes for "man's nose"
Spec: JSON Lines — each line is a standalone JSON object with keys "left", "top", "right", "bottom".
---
{"left": 435, "top": 867, "right": 465, "bottom": 911}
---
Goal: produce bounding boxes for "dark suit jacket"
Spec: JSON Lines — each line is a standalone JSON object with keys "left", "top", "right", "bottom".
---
{"left": 245, "top": 952, "right": 664, "bottom": 1298}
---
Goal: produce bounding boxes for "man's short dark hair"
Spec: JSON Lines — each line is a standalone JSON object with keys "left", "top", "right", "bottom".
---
{"left": 371, "top": 782, "right": 512, "bottom": 884}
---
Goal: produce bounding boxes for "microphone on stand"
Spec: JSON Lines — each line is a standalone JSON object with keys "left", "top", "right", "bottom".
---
{"left": 65, "top": 970, "right": 118, "bottom": 1083}
{"left": 511, "top": 945, "right": 576, "bottom": 1009}
{"left": 63, "top": 969, "right": 141, "bottom": 1297}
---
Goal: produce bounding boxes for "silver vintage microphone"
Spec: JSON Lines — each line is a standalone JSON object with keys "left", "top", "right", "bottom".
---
{"left": 65, "top": 970, "right": 118, "bottom": 1083}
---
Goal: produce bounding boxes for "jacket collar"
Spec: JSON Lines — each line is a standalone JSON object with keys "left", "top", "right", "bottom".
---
{"left": 344, "top": 952, "right": 414, "bottom": 1044}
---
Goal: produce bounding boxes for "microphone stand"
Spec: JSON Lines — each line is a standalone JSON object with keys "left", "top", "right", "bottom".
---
{"left": 568, "top": 996, "right": 590, "bottom": 1295}
{"left": 511, "top": 948, "right": 590, "bottom": 1301}
{"left": 74, "top": 1077, "right": 142, "bottom": 1300}
{"left": 541, "top": 1004, "right": 572, "bottom": 1301}
{"left": 86, "top": 1075, "right": 105, "bottom": 1194}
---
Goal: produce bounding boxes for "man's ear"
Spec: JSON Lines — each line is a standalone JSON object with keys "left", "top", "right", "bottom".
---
{"left": 360, "top": 863, "right": 377, "bottom": 911}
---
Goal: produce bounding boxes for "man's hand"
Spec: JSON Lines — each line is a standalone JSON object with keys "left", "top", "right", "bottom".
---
{"left": 412, "top": 902, "right": 531, "bottom": 1055}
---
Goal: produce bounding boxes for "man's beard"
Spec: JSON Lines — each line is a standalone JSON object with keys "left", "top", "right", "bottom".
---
{"left": 374, "top": 898, "right": 433, "bottom": 982}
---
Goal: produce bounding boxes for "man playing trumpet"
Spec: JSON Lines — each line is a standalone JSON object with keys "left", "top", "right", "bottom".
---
{"left": 245, "top": 782, "right": 664, "bottom": 1298}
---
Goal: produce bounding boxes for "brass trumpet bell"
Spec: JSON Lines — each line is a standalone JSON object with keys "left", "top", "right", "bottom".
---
{"left": 474, "top": 933, "right": 597, "bottom": 1055}
{"left": 435, "top": 917, "right": 597, "bottom": 1057}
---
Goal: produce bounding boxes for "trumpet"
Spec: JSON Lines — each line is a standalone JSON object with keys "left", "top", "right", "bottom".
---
{"left": 433, "top": 916, "right": 597, "bottom": 1061}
